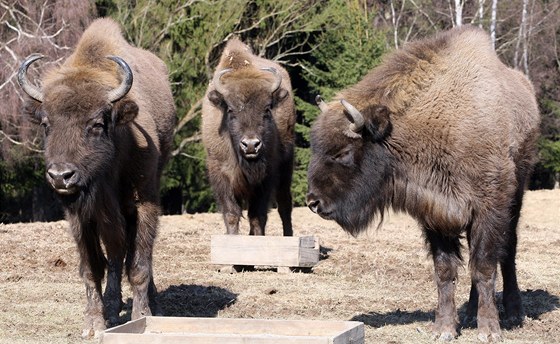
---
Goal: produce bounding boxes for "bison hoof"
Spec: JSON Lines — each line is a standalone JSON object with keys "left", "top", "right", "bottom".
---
{"left": 106, "top": 316, "right": 120, "bottom": 328}
{"left": 81, "top": 326, "right": 105, "bottom": 339}
{"left": 431, "top": 320, "right": 457, "bottom": 341}
{"left": 82, "top": 314, "right": 106, "bottom": 339}
{"left": 477, "top": 331, "right": 503, "bottom": 342}
{"left": 432, "top": 331, "right": 456, "bottom": 341}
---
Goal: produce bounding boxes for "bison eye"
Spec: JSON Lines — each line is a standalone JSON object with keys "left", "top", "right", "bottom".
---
{"left": 40, "top": 118, "right": 50, "bottom": 136}
{"left": 333, "top": 149, "right": 354, "bottom": 166}
{"left": 90, "top": 122, "right": 105, "bottom": 135}
{"left": 264, "top": 107, "right": 272, "bottom": 119}
{"left": 227, "top": 109, "right": 237, "bottom": 121}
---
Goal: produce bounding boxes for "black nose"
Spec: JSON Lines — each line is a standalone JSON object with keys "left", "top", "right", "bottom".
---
{"left": 240, "top": 137, "right": 262, "bottom": 155}
{"left": 47, "top": 163, "right": 78, "bottom": 190}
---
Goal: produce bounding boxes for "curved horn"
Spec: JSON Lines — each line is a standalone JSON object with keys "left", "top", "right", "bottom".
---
{"left": 18, "top": 54, "right": 45, "bottom": 102}
{"left": 315, "top": 95, "right": 329, "bottom": 113}
{"left": 341, "top": 99, "right": 364, "bottom": 133}
{"left": 261, "top": 67, "right": 282, "bottom": 93}
{"left": 212, "top": 68, "right": 232, "bottom": 95}
{"left": 106, "top": 55, "right": 133, "bottom": 103}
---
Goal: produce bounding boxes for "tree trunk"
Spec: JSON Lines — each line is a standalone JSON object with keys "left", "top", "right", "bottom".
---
{"left": 514, "top": 0, "right": 529, "bottom": 70}
{"left": 454, "top": 0, "right": 464, "bottom": 27}
{"left": 478, "top": 0, "right": 485, "bottom": 28}
{"left": 490, "top": 0, "right": 498, "bottom": 49}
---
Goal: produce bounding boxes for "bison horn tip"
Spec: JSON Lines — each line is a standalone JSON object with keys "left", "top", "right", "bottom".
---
{"left": 341, "top": 99, "right": 365, "bottom": 134}
{"left": 106, "top": 55, "right": 133, "bottom": 103}
{"left": 18, "top": 54, "right": 46, "bottom": 103}
{"left": 316, "top": 95, "right": 329, "bottom": 113}
{"left": 261, "top": 67, "right": 282, "bottom": 93}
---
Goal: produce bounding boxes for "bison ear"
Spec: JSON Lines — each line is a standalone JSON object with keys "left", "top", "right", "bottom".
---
{"left": 112, "top": 99, "right": 139, "bottom": 125}
{"left": 272, "top": 88, "right": 289, "bottom": 107}
{"left": 22, "top": 99, "right": 43, "bottom": 124}
{"left": 362, "top": 105, "right": 392, "bottom": 142}
{"left": 208, "top": 90, "right": 225, "bottom": 109}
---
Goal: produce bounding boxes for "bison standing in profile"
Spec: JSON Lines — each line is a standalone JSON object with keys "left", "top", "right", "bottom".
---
{"left": 18, "top": 18, "right": 176, "bottom": 338}
{"left": 306, "top": 26, "right": 540, "bottom": 341}
{"left": 202, "top": 38, "right": 296, "bottom": 237}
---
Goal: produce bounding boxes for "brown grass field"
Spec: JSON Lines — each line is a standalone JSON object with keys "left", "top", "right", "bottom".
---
{"left": 0, "top": 189, "right": 558, "bottom": 343}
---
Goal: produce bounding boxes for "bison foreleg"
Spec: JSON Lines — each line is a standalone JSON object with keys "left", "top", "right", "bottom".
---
{"left": 73, "top": 219, "right": 106, "bottom": 339}
{"left": 425, "top": 230, "right": 461, "bottom": 340}
{"left": 221, "top": 196, "right": 241, "bottom": 235}
{"left": 127, "top": 201, "right": 160, "bottom": 320}
{"left": 219, "top": 194, "right": 241, "bottom": 235}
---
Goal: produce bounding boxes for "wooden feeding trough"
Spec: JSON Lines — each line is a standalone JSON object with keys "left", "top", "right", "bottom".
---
{"left": 210, "top": 234, "right": 320, "bottom": 271}
{"left": 102, "top": 316, "right": 364, "bottom": 343}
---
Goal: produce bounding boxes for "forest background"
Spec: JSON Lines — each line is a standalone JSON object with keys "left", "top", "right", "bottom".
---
{"left": 1, "top": 0, "right": 559, "bottom": 222}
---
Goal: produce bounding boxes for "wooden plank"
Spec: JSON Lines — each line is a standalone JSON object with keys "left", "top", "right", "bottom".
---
{"left": 103, "top": 333, "right": 332, "bottom": 344}
{"left": 102, "top": 317, "right": 364, "bottom": 344}
{"left": 332, "top": 322, "right": 365, "bottom": 344}
{"left": 299, "top": 236, "right": 321, "bottom": 267}
{"left": 104, "top": 316, "right": 146, "bottom": 333}
{"left": 210, "top": 235, "right": 319, "bottom": 267}
{"left": 145, "top": 317, "right": 358, "bottom": 336}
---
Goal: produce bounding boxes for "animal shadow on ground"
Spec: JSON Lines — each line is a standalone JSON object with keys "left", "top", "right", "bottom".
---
{"left": 119, "top": 284, "right": 237, "bottom": 322}
{"left": 458, "top": 289, "right": 560, "bottom": 330}
{"left": 350, "top": 289, "right": 559, "bottom": 332}
{"left": 351, "top": 309, "right": 434, "bottom": 328}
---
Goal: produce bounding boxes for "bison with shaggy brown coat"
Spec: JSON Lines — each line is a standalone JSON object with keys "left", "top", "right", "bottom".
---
{"left": 202, "top": 38, "right": 296, "bottom": 237}
{"left": 306, "top": 26, "right": 540, "bottom": 341}
{"left": 18, "top": 18, "right": 175, "bottom": 338}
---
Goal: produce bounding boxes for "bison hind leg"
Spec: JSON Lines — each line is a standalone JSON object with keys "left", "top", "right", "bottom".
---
{"left": 278, "top": 199, "right": 293, "bottom": 236}
{"left": 276, "top": 167, "right": 293, "bottom": 236}
{"left": 248, "top": 188, "right": 272, "bottom": 236}
{"left": 500, "top": 187, "right": 526, "bottom": 326}
{"left": 103, "top": 258, "right": 124, "bottom": 327}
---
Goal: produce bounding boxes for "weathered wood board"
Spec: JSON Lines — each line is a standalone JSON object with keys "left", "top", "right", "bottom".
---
{"left": 211, "top": 235, "right": 320, "bottom": 268}
{"left": 102, "top": 316, "right": 364, "bottom": 344}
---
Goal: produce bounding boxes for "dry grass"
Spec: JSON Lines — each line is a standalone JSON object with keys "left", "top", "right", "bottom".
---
{"left": 0, "top": 190, "right": 559, "bottom": 343}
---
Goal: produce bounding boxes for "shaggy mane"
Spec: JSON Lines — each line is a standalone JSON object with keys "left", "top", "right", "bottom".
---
{"left": 338, "top": 25, "right": 491, "bottom": 115}
{"left": 218, "top": 38, "right": 255, "bottom": 70}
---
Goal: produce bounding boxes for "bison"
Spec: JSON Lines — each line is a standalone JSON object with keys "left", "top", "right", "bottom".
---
{"left": 202, "top": 38, "right": 296, "bottom": 237}
{"left": 306, "top": 26, "right": 540, "bottom": 341}
{"left": 18, "top": 18, "right": 176, "bottom": 338}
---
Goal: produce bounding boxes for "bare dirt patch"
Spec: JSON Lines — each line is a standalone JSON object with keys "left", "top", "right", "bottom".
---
{"left": 0, "top": 190, "right": 559, "bottom": 343}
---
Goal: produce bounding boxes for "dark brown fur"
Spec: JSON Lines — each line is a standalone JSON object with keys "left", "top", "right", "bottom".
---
{"left": 202, "top": 38, "right": 296, "bottom": 236}
{"left": 21, "top": 18, "right": 175, "bottom": 338}
{"left": 306, "top": 26, "right": 540, "bottom": 341}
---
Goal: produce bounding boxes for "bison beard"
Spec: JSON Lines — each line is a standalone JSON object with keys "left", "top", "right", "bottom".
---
{"left": 307, "top": 141, "right": 393, "bottom": 236}
{"left": 306, "top": 26, "right": 540, "bottom": 341}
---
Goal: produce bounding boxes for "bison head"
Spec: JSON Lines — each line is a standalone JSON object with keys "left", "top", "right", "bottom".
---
{"left": 207, "top": 67, "right": 287, "bottom": 164}
{"left": 18, "top": 54, "right": 137, "bottom": 202}
{"left": 306, "top": 96, "right": 394, "bottom": 235}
